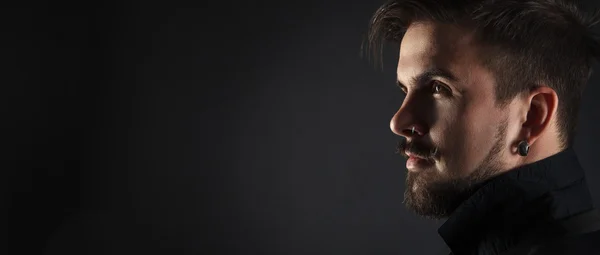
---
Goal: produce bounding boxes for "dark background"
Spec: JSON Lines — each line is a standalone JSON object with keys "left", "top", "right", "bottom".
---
{"left": 5, "top": 1, "right": 600, "bottom": 254}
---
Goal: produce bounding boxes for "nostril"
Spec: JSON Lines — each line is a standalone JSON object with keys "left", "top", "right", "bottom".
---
{"left": 403, "top": 125, "right": 424, "bottom": 136}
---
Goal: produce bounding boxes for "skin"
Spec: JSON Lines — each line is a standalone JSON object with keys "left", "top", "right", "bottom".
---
{"left": 390, "top": 21, "right": 562, "bottom": 218}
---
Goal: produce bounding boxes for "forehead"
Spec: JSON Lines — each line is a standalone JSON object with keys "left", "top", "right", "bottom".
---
{"left": 397, "top": 21, "right": 483, "bottom": 84}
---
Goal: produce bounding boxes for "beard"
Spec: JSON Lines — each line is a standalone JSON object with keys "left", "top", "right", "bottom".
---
{"left": 401, "top": 119, "right": 508, "bottom": 220}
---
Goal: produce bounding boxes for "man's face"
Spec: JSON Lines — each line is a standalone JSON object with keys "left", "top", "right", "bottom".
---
{"left": 391, "top": 21, "right": 512, "bottom": 219}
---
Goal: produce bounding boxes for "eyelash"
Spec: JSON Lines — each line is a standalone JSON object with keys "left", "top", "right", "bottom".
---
{"left": 399, "top": 81, "right": 451, "bottom": 96}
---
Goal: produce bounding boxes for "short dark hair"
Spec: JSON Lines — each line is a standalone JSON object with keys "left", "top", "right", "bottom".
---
{"left": 366, "top": 0, "right": 600, "bottom": 148}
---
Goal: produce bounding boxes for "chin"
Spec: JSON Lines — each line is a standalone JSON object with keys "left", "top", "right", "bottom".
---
{"left": 403, "top": 170, "right": 480, "bottom": 219}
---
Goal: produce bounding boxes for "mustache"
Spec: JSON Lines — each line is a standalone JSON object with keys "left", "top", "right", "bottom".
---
{"left": 395, "top": 139, "right": 439, "bottom": 160}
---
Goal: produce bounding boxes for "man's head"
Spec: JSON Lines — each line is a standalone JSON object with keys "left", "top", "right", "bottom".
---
{"left": 367, "top": 0, "right": 600, "bottom": 219}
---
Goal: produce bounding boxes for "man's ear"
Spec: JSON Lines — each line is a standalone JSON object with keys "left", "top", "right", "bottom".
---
{"left": 520, "top": 86, "right": 559, "bottom": 146}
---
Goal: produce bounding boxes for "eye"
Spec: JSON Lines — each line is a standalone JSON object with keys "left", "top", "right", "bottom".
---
{"left": 396, "top": 82, "right": 408, "bottom": 95}
{"left": 432, "top": 81, "right": 451, "bottom": 95}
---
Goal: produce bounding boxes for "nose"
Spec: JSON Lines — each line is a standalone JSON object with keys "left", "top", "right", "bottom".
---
{"left": 390, "top": 97, "right": 428, "bottom": 138}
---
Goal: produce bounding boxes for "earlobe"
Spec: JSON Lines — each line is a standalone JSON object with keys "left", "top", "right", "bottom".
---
{"left": 517, "top": 140, "right": 530, "bottom": 156}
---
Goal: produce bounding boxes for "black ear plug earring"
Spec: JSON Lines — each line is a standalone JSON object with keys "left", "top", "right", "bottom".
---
{"left": 518, "top": 140, "right": 530, "bottom": 156}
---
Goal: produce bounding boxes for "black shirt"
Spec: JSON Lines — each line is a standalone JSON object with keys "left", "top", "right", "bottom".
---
{"left": 438, "top": 147, "right": 599, "bottom": 255}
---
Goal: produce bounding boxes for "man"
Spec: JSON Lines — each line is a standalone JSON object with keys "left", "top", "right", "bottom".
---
{"left": 366, "top": 0, "right": 600, "bottom": 254}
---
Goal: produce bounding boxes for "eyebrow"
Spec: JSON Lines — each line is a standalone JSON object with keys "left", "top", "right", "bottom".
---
{"left": 396, "top": 67, "right": 459, "bottom": 88}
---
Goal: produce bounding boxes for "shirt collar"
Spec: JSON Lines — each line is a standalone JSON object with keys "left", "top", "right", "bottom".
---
{"left": 438, "top": 147, "right": 593, "bottom": 254}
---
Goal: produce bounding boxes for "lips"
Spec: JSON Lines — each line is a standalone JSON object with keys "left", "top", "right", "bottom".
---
{"left": 405, "top": 152, "right": 425, "bottom": 159}
{"left": 397, "top": 139, "right": 437, "bottom": 171}
{"left": 405, "top": 152, "right": 434, "bottom": 171}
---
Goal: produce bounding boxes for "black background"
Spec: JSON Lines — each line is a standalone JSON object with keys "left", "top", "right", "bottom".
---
{"left": 5, "top": 1, "right": 600, "bottom": 254}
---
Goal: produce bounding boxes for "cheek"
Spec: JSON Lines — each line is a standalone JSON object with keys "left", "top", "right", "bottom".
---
{"left": 435, "top": 100, "right": 501, "bottom": 175}
{"left": 464, "top": 109, "right": 499, "bottom": 151}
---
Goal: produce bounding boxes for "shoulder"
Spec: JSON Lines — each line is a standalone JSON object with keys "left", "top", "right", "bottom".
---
{"left": 526, "top": 230, "right": 600, "bottom": 255}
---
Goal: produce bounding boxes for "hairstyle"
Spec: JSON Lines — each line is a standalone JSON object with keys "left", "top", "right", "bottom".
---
{"left": 366, "top": 0, "right": 600, "bottom": 148}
